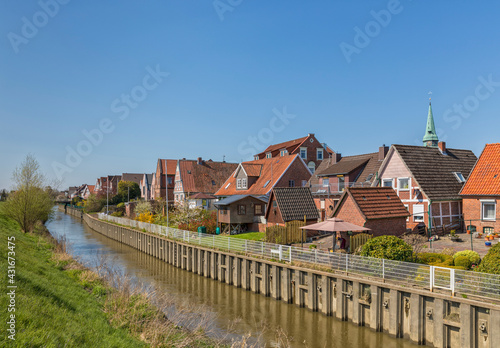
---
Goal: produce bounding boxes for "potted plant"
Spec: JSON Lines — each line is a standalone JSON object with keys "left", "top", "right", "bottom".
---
{"left": 450, "top": 230, "right": 460, "bottom": 242}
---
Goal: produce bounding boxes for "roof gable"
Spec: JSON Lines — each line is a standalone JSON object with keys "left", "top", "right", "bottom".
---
{"left": 460, "top": 143, "right": 500, "bottom": 196}
{"left": 265, "top": 187, "right": 319, "bottom": 221}
{"left": 179, "top": 160, "right": 238, "bottom": 194}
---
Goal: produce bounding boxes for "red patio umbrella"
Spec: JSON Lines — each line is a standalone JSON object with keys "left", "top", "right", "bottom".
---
{"left": 299, "top": 217, "right": 371, "bottom": 233}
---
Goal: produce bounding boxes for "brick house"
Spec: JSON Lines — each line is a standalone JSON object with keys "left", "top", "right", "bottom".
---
{"left": 186, "top": 192, "right": 217, "bottom": 210}
{"left": 253, "top": 133, "right": 334, "bottom": 174}
{"left": 174, "top": 157, "right": 238, "bottom": 206}
{"left": 308, "top": 145, "right": 389, "bottom": 220}
{"left": 95, "top": 175, "right": 121, "bottom": 196}
{"left": 332, "top": 187, "right": 409, "bottom": 241}
{"left": 265, "top": 187, "right": 319, "bottom": 227}
{"left": 121, "top": 173, "right": 143, "bottom": 186}
{"left": 153, "top": 159, "right": 177, "bottom": 204}
{"left": 460, "top": 143, "right": 500, "bottom": 234}
{"left": 214, "top": 195, "right": 268, "bottom": 233}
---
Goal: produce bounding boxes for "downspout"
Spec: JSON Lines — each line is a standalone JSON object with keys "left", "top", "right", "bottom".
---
{"left": 428, "top": 199, "right": 433, "bottom": 249}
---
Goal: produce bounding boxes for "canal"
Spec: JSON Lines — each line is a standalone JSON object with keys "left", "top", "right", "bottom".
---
{"left": 46, "top": 209, "right": 418, "bottom": 347}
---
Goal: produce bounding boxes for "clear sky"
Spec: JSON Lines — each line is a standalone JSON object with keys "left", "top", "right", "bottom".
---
{"left": 1, "top": 1, "right": 499, "bottom": 190}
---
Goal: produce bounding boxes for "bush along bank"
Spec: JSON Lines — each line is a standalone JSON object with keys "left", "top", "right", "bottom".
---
{"left": 0, "top": 209, "right": 224, "bottom": 347}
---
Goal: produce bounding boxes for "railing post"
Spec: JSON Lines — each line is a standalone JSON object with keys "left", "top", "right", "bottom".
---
{"left": 430, "top": 266, "right": 434, "bottom": 292}
{"left": 261, "top": 241, "right": 264, "bottom": 255}
{"left": 289, "top": 246, "right": 292, "bottom": 262}
{"left": 314, "top": 249, "right": 317, "bottom": 264}
{"left": 450, "top": 269, "right": 455, "bottom": 296}
{"left": 213, "top": 235, "right": 215, "bottom": 248}
{"left": 228, "top": 237, "right": 230, "bottom": 251}
{"left": 187, "top": 231, "right": 190, "bottom": 243}
{"left": 278, "top": 245, "right": 282, "bottom": 261}
{"left": 245, "top": 240, "right": 248, "bottom": 253}
{"left": 382, "top": 259, "right": 385, "bottom": 279}
{"left": 346, "top": 253, "right": 349, "bottom": 272}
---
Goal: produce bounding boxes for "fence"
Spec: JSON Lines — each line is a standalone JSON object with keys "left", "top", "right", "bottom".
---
{"left": 349, "top": 233, "right": 372, "bottom": 253}
{"left": 265, "top": 220, "right": 306, "bottom": 244}
{"left": 97, "top": 213, "right": 500, "bottom": 301}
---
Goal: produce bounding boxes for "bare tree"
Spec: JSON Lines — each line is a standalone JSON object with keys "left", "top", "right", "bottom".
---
{"left": 402, "top": 234, "right": 427, "bottom": 261}
{"left": 2, "top": 154, "right": 54, "bottom": 232}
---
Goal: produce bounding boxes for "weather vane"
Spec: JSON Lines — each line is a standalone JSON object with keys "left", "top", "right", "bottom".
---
{"left": 428, "top": 91, "right": 432, "bottom": 101}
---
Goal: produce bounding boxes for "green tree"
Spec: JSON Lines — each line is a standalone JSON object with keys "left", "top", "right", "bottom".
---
{"left": 476, "top": 243, "right": 500, "bottom": 274}
{"left": 84, "top": 193, "right": 105, "bottom": 213}
{"left": 0, "top": 189, "right": 8, "bottom": 201}
{"left": 117, "top": 181, "right": 141, "bottom": 203}
{"left": 2, "top": 155, "right": 54, "bottom": 232}
{"left": 360, "top": 235, "right": 413, "bottom": 262}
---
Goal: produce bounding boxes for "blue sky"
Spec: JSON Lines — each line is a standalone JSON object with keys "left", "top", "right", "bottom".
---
{"left": 1, "top": 0, "right": 499, "bottom": 189}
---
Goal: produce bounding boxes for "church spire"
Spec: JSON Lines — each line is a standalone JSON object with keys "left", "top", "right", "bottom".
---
{"left": 423, "top": 98, "right": 438, "bottom": 147}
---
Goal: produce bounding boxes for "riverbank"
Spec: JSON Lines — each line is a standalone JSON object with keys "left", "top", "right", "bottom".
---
{"left": 0, "top": 206, "right": 223, "bottom": 347}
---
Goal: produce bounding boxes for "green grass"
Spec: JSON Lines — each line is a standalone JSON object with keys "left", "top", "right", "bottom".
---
{"left": 0, "top": 205, "right": 146, "bottom": 347}
{"left": 229, "top": 231, "right": 265, "bottom": 241}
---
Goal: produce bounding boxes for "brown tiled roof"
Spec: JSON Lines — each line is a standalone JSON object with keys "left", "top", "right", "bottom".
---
{"left": 121, "top": 173, "right": 143, "bottom": 185}
{"left": 267, "top": 187, "right": 319, "bottom": 221}
{"left": 256, "top": 136, "right": 308, "bottom": 157}
{"left": 88, "top": 185, "right": 95, "bottom": 194}
{"left": 242, "top": 163, "right": 262, "bottom": 176}
{"left": 180, "top": 160, "right": 238, "bottom": 195}
{"left": 159, "top": 159, "right": 177, "bottom": 175}
{"left": 215, "top": 155, "right": 305, "bottom": 196}
{"left": 311, "top": 152, "right": 381, "bottom": 185}
{"left": 188, "top": 192, "right": 216, "bottom": 200}
{"left": 334, "top": 187, "right": 409, "bottom": 220}
{"left": 393, "top": 145, "right": 477, "bottom": 200}
{"left": 460, "top": 143, "right": 500, "bottom": 196}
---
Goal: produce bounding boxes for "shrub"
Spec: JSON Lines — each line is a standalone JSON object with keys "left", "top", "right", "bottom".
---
{"left": 134, "top": 201, "right": 152, "bottom": 216}
{"left": 476, "top": 242, "right": 500, "bottom": 274}
{"left": 360, "top": 236, "right": 413, "bottom": 262}
{"left": 136, "top": 212, "right": 154, "bottom": 223}
{"left": 111, "top": 211, "right": 123, "bottom": 217}
{"left": 116, "top": 202, "right": 125, "bottom": 208}
{"left": 453, "top": 250, "right": 480, "bottom": 265}
{"left": 453, "top": 256, "right": 472, "bottom": 269}
{"left": 418, "top": 252, "right": 453, "bottom": 265}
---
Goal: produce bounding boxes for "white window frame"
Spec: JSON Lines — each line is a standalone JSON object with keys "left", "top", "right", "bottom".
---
{"left": 266, "top": 152, "right": 272, "bottom": 159}
{"left": 382, "top": 178, "right": 394, "bottom": 188}
{"left": 413, "top": 204, "right": 424, "bottom": 222}
{"left": 317, "top": 148, "right": 323, "bottom": 160}
{"left": 242, "top": 178, "right": 247, "bottom": 189}
{"left": 301, "top": 180, "right": 307, "bottom": 187}
{"left": 322, "top": 178, "right": 330, "bottom": 187}
{"left": 300, "top": 147, "right": 307, "bottom": 159}
{"left": 308, "top": 161, "right": 315, "bottom": 174}
{"left": 280, "top": 149, "right": 287, "bottom": 157}
{"left": 453, "top": 172, "right": 466, "bottom": 183}
{"left": 404, "top": 204, "right": 409, "bottom": 222}
{"left": 237, "top": 178, "right": 242, "bottom": 189}
{"left": 481, "top": 200, "right": 496, "bottom": 221}
{"left": 398, "top": 177, "right": 410, "bottom": 191}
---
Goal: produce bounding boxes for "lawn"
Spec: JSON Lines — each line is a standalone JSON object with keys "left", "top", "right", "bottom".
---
{"left": 229, "top": 231, "right": 265, "bottom": 241}
{"left": 0, "top": 205, "right": 145, "bottom": 347}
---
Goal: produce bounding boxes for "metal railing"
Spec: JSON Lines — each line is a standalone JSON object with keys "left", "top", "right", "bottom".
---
{"left": 97, "top": 213, "right": 500, "bottom": 301}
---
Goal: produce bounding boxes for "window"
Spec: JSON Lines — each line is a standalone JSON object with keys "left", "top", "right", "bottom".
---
{"left": 366, "top": 173, "right": 374, "bottom": 182}
{"left": 254, "top": 204, "right": 263, "bottom": 215}
{"left": 301, "top": 180, "right": 307, "bottom": 187}
{"left": 237, "top": 179, "right": 242, "bottom": 189}
{"left": 280, "top": 149, "right": 287, "bottom": 156}
{"left": 404, "top": 204, "right": 409, "bottom": 221}
{"left": 225, "top": 182, "right": 231, "bottom": 189}
{"left": 413, "top": 204, "right": 424, "bottom": 222}
{"left": 238, "top": 204, "right": 246, "bottom": 215}
{"left": 482, "top": 201, "right": 496, "bottom": 221}
{"left": 254, "top": 155, "right": 259, "bottom": 161}
{"left": 300, "top": 148, "right": 307, "bottom": 159}
{"left": 289, "top": 180, "right": 295, "bottom": 187}
{"left": 263, "top": 180, "right": 271, "bottom": 188}
{"left": 382, "top": 179, "right": 393, "bottom": 188}
{"left": 221, "top": 208, "right": 228, "bottom": 215}
{"left": 273, "top": 200, "right": 277, "bottom": 207}
{"left": 338, "top": 176, "right": 345, "bottom": 191}
{"left": 308, "top": 161, "right": 316, "bottom": 174}
{"left": 242, "top": 178, "right": 247, "bottom": 189}
{"left": 398, "top": 178, "right": 409, "bottom": 190}
{"left": 484, "top": 226, "right": 494, "bottom": 234}
{"left": 168, "top": 177, "right": 173, "bottom": 185}
{"left": 266, "top": 153, "right": 272, "bottom": 159}
{"left": 453, "top": 172, "right": 466, "bottom": 183}
{"left": 212, "top": 180, "right": 216, "bottom": 186}
{"left": 317, "top": 148, "right": 323, "bottom": 160}
{"left": 322, "top": 178, "right": 330, "bottom": 187}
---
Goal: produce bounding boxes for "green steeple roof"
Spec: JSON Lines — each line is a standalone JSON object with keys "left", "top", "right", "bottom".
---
{"left": 423, "top": 101, "right": 438, "bottom": 147}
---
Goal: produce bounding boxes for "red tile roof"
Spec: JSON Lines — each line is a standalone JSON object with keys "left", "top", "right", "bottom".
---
{"left": 179, "top": 160, "right": 238, "bottom": 195}
{"left": 242, "top": 163, "right": 262, "bottom": 176}
{"left": 256, "top": 136, "right": 308, "bottom": 157}
{"left": 159, "top": 159, "right": 177, "bottom": 175}
{"left": 88, "top": 185, "right": 95, "bottom": 194}
{"left": 215, "top": 155, "right": 304, "bottom": 196}
{"left": 333, "top": 187, "right": 409, "bottom": 220}
{"left": 460, "top": 143, "right": 500, "bottom": 196}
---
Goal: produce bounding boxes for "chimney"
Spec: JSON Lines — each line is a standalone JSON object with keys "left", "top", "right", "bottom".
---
{"left": 379, "top": 144, "right": 389, "bottom": 161}
{"left": 332, "top": 153, "right": 342, "bottom": 164}
{"left": 197, "top": 157, "right": 203, "bottom": 165}
{"left": 438, "top": 141, "right": 446, "bottom": 153}
{"left": 308, "top": 133, "right": 315, "bottom": 138}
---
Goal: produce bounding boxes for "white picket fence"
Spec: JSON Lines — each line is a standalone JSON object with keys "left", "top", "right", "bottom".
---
{"left": 98, "top": 213, "right": 500, "bottom": 301}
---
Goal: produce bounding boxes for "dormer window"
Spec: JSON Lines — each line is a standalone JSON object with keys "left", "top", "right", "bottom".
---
{"left": 237, "top": 179, "right": 242, "bottom": 189}
{"left": 280, "top": 149, "right": 288, "bottom": 157}
{"left": 266, "top": 152, "right": 272, "bottom": 159}
{"left": 242, "top": 178, "right": 247, "bottom": 189}
{"left": 254, "top": 155, "right": 259, "bottom": 160}
{"left": 453, "top": 172, "right": 466, "bottom": 183}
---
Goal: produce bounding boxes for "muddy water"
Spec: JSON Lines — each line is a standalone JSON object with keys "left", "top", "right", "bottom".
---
{"left": 46, "top": 210, "right": 418, "bottom": 348}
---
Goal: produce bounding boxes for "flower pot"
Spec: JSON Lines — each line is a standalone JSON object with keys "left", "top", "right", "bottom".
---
{"left": 490, "top": 235, "right": 495, "bottom": 241}
{"left": 485, "top": 241, "right": 492, "bottom": 247}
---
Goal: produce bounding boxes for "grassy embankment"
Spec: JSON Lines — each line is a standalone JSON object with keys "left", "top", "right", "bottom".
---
{"left": 0, "top": 205, "right": 222, "bottom": 347}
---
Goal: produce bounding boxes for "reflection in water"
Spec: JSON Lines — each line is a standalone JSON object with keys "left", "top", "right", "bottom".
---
{"left": 46, "top": 210, "right": 418, "bottom": 348}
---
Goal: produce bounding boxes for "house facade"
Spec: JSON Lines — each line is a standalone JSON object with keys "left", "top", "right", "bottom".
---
{"left": 140, "top": 173, "right": 154, "bottom": 201}
{"left": 215, "top": 195, "right": 268, "bottom": 233}
{"left": 153, "top": 159, "right": 177, "bottom": 203}
{"left": 373, "top": 103, "right": 477, "bottom": 232}
{"left": 332, "top": 187, "right": 409, "bottom": 238}
{"left": 253, "top": 133, "right": 334, "bottom": 174}
{"left": 174, "top": 157, "right": 238, "bottom": 206}
{"left": 460, "top": 143, "right": 500, "bottom": 234}
{"left": 186, "top": 193, "right": 217, "bottom": 210}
